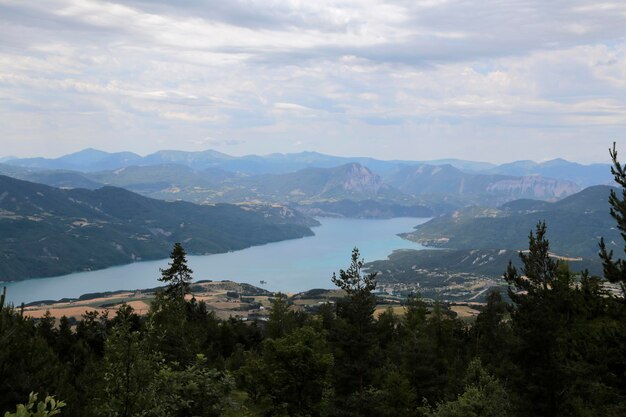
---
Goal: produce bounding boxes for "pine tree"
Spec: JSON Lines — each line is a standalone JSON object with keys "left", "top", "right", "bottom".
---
{"left": 332, "top": 247, "right": 377, "bottom": 297}
{"left": 266, "top": 292, "right": 296, "bottom": 339}
{"left": 159, "top": 243, "right": 193, "bottom": 300}
{"left": 504, "top": 222, "right": 570, "bottom": 416}
{"left": 329, "top": 248, "right": 380, "bottom": 414}
{"left": 92, "top": 304, "right": 158, "bottom": 417}
{"left": 599, "top": 142, "right": 626, "bottom": 295}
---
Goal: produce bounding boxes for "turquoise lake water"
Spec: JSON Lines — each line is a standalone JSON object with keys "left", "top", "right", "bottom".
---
{"left": 3, "top": 217, "right": 429, "bottom": 305}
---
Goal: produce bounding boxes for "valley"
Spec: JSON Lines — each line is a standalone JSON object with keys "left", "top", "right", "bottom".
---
{"left": 0, "top": 149, "right": 619, "bottom": 306}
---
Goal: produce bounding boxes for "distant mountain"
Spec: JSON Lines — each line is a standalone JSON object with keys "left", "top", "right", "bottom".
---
{"left": 4, "top": 149, "right": 362, "bottom": 174}
{"left": 27, "top": 170, "right": 103, "bottom": 190}
{"left": 6, "top": 149, "right": 143, "bottom": 172}
{"left": 0, "top": 163, "right": 38, "bottom": 180}
{"left": 0, "top": 148, "right": 554, "bottom": 173}
{"left": 5, "top": 148, "right": 613, "bottom": 190}
{"left": 89, "top": 164, "right": 237, "bottom": 201}
{"left": 485, "top": 158, "right": 612, "bottom": 187}
{"left": 141, "top": 149, "right": 234, "bottom": 169}
{"left": 384, "top": 163, "right": 581, "bottom": 206}
{"left": 238, "top": 163, "right": 406, "bottom": 203}
{"left": 0, "top": 175, "right": 316, "bottom": 281}
{"left": 0, "top": 163, "right": 103, "bottom": 190}
{"left": 422, "top": 159, "right": 496, "bottom": 172}
{"left": 402, "top": 185, "right": 619, "bottom": 260}
{"left": 0, "top": 159, "right": 589, "bottom": 217}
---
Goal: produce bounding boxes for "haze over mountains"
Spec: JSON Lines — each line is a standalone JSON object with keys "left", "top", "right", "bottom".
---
{"left": 3, "top": 148, "right": 613, "bottom": 183}
{"left": 0, "top": 147, "right": 617, "bottom": 281}
{"left": 0, "top": 148, "right": 612, "bottom": 216}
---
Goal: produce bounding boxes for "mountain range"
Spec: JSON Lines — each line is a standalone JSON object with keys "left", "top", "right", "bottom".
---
{"left": 0, "top": 147, "right": 604, "bottom": 215}
{"left": 3, "top": 148, "right": 612, "bottom": 187}
{"left": 0, "top": 175, "right": 316, "bottom": 281}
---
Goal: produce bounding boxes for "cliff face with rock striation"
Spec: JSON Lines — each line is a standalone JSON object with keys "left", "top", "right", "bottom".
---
{"left": 486, "top": 176, "right": 580, "bottom": 200}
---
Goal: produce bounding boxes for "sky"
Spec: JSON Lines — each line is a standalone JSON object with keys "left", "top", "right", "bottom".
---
{"left": 1, "top": 0, "right": 626, "bottom": 163}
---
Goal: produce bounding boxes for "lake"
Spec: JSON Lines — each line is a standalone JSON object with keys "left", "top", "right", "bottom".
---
{"left": 3, "top": 217, "right": 429, "bottom": 305}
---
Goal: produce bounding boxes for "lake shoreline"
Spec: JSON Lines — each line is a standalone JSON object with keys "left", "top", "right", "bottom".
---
{"left": 4, "top": 217, "right": 430, "bottom": 305}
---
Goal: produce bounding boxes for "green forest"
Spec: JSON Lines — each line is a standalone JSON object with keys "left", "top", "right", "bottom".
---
{"left": 2, "top": 147, "right": 626, "bottom": 417}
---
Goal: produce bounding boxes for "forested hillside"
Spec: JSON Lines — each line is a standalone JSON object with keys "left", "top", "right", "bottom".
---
{"left": 403, "top": 185, "right": 620, "bottom": 259}
{"left": 0, "top": 175, "right": 316, "bottom": 281}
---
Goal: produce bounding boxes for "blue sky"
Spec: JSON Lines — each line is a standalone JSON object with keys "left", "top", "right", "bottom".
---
{"left": 1, "top": 0, "right": 625, "bottom": 163}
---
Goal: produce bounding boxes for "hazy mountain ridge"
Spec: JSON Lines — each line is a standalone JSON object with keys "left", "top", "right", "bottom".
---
{"left": 239, "top": 163, "right": 404, "bottom": 203}
{"left": 486, "top": 158, "right": 612, "bottom": 187}
{"left": 4, "top": 148, "right": 610, "bottom": 187}
{"left": 2, "top": 155, "right": 585, "bottom": 214}
{"left": 385, "top": 163, "right": 581, "bottom": 206}
{"left": 0, "top": 175, "right": 316, "bottom": 281}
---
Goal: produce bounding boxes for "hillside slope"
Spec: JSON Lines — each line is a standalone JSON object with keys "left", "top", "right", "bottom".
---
{"left": 402, "top": 185, "right": 619, "bottom": 259}
{"left": 0, "top": 175, "right": 316, "bottom": 281}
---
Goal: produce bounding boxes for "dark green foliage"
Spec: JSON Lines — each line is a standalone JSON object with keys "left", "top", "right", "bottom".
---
{"left": 152, "top": 355, "right": 237, "bottom": 417}
{"left": 241, "top": 326, "right": 334, "bottom": 417}
{"left": 599, "top": 143, "right": 626, "bottom": 294}
{"left": 159, "top": 243, "right": 193, "bottom": 300}
{"left": 505, "top": 222, "right": 626, "bottom": 416}
{"left": 373, "top": 370, "right": 416, "bottom": 417}
{"left": 266, "top": 292, "right": 297, "bottom": 339}
{"left": 330, "top": 248, "right": 379, "bottom": 407}
{"left": 429, "top": 359, "right": 511, "bottom": 417}
{"left": 91, "top": 305, "right": 157, "bottom": 417}
{"left": 470, "top": 290, "right": 514, "bottom": 379}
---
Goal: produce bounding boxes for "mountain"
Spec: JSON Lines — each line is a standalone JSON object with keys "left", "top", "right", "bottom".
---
{"left": 0, "top": 163, "right": 103, "bottom": 190}
{"left": 141, "top": 149, "right": 234, "bottom": 169}
{"left": 485, "top": 158, "right": 612, "bottom": 187}
{"left": 422, "top": 158, "right": 496, "bottom": 172}
{"left": 402, "top": 185, "right": 619, "bottom": 260}
{"left": 384, "top": 163, "right": 581, "bottom": 206}
{"left": 0, "top": 175, "right": 316, "bottom": 281}
{"left": 5, "top": 148, "right": 612, "bottom": 189}
{"left": 89, "top": 164, "right": 238, "bottom": 202}
{"left": 0, "top": 160, "right": 585, "bottom": 215}
{"left": 236, "top": 163, "right": 407, "bottom": 203}
{"left": 6, "top": 149, "right": 143, "bottom": 172}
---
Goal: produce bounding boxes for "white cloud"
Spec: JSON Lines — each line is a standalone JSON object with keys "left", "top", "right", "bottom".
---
{"left": 0, "top": 0, "right": 625, "bottom": 162}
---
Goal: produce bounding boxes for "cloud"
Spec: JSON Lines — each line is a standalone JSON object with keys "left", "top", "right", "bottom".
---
{"left": 0, "top": 0, "right": 625, "bottom": 162}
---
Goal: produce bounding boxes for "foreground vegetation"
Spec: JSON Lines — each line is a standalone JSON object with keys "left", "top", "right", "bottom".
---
{"left": 2, "top": 146, "right": 626, "bottom": 416}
